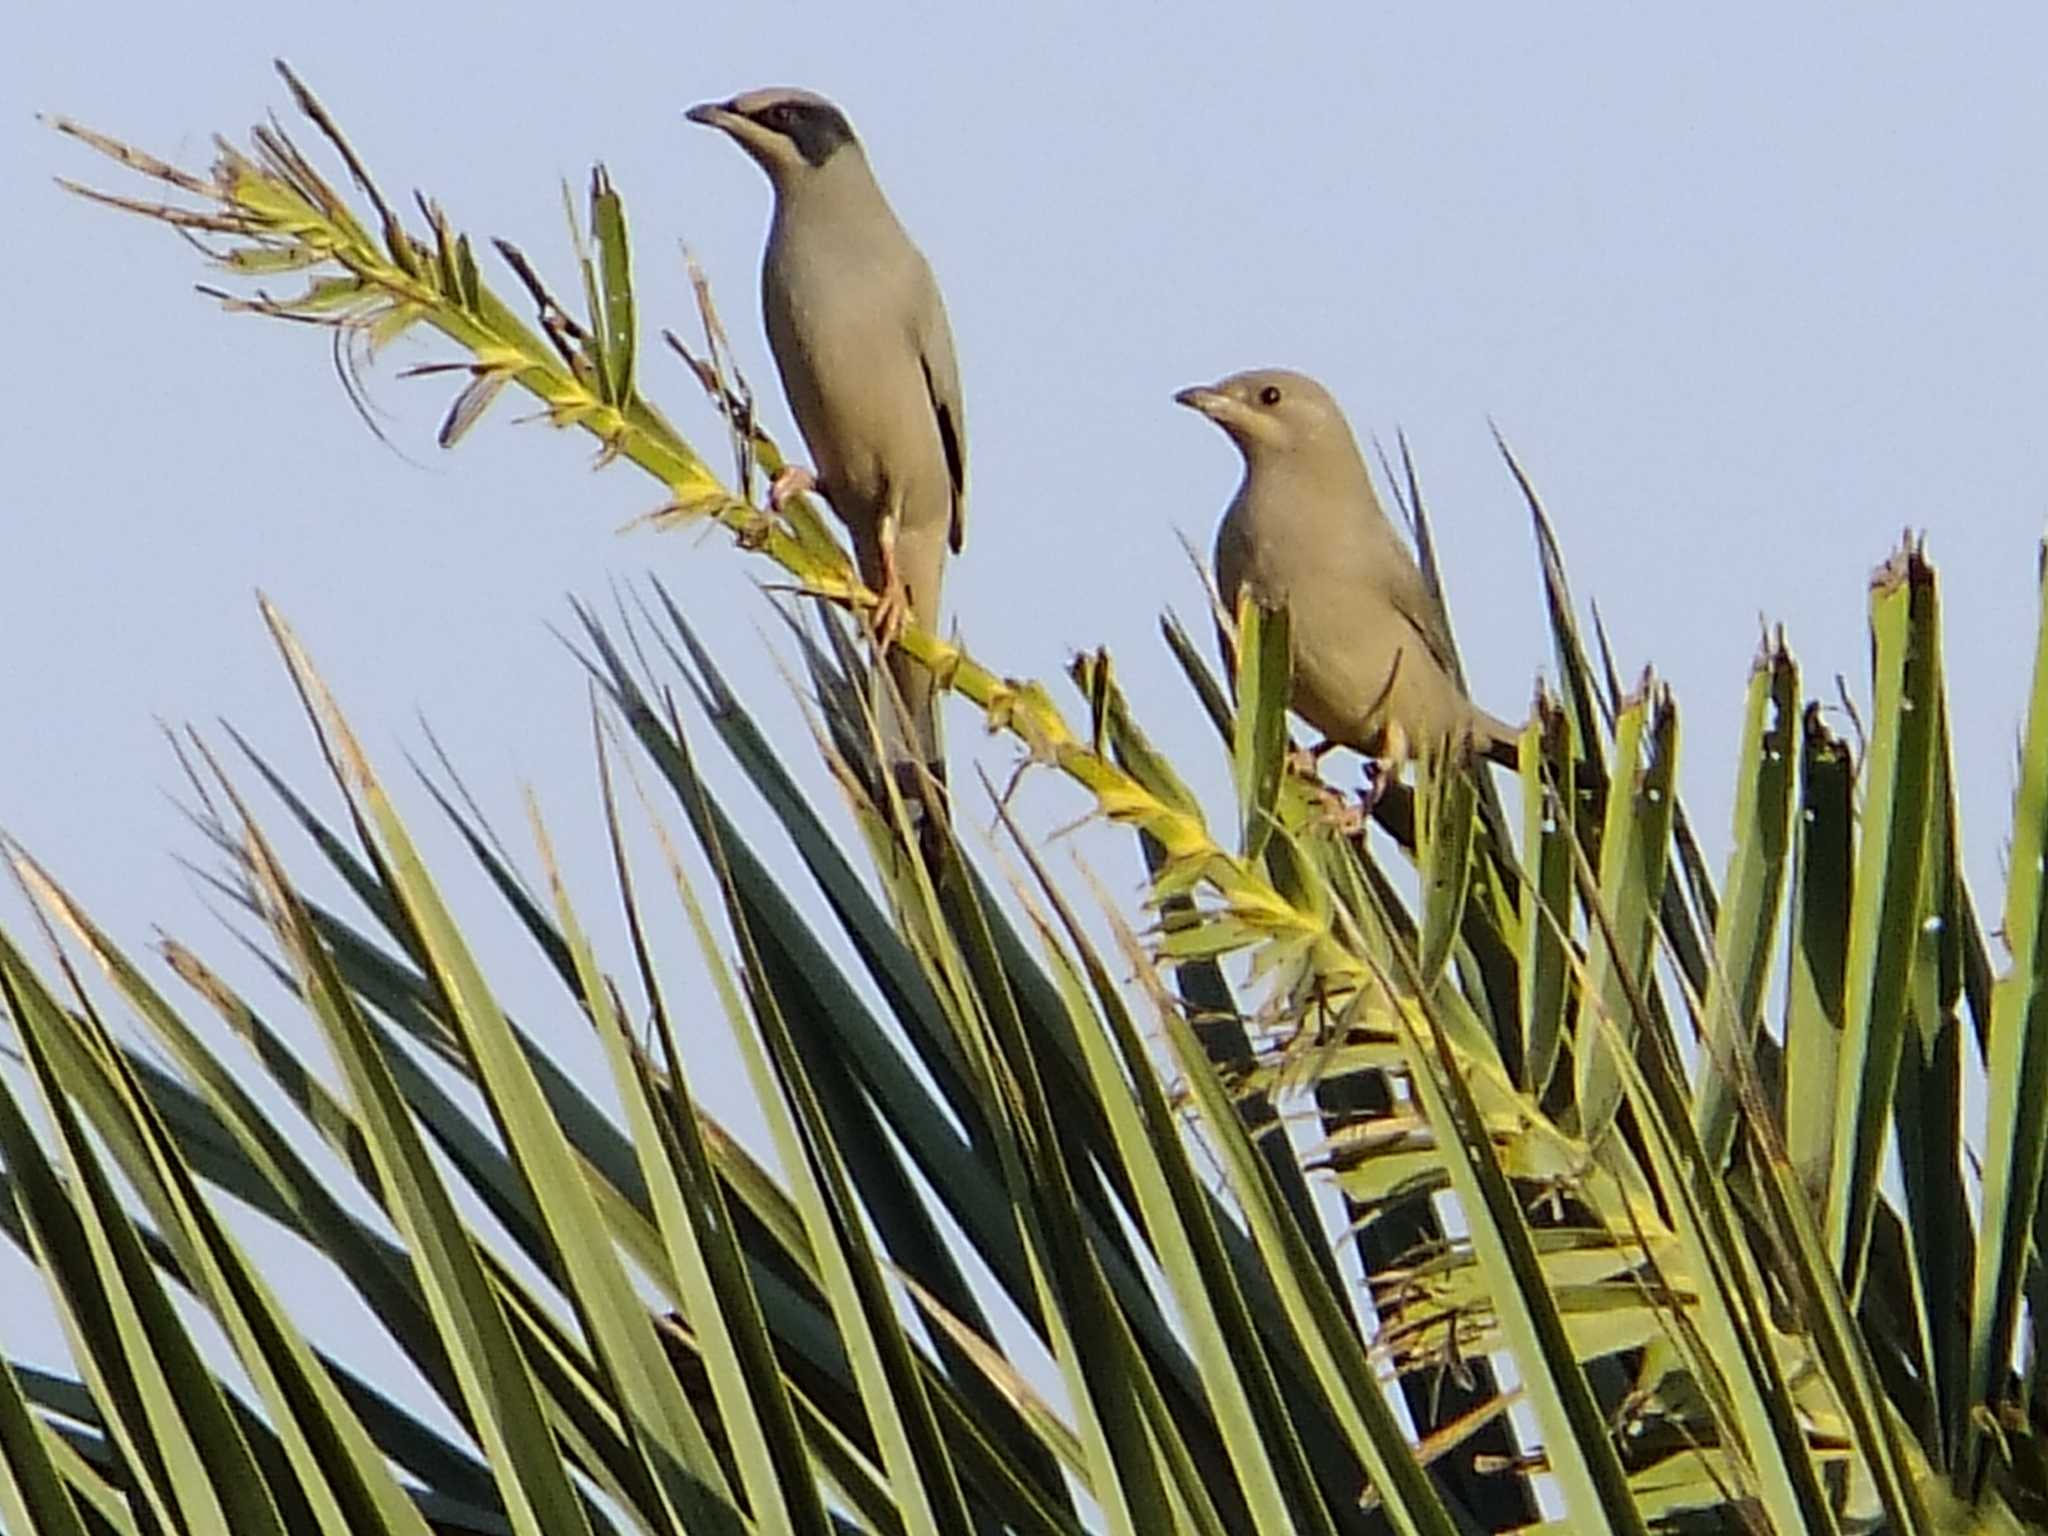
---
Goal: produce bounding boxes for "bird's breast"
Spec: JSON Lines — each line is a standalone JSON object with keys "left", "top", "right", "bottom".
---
{"left": 761, "top": 245, "right": 947, "bottom": 521}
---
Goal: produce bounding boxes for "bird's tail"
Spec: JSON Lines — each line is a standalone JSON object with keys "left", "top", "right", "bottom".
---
{"left": 880, "top": 645, "right": 947, "bottom": 800}
{"left": 1475, "top": 708, "right": 1524, "bottom": 770}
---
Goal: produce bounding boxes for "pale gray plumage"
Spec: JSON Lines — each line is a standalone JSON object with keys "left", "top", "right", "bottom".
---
{"left": 687, "top": 87, "right": 964, "bottom": 786}
{"left": 1176, "top": 368, "right": 1518, "bottom": 771}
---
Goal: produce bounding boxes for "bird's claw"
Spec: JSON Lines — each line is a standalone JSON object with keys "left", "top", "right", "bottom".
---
{"left": 871, "top": 579, "right": 910, "bottom": 652}
{"left": 1314, "top": 785, "right": 1369, "bottom": 837}
{"left": 1287, "top": 743, "right": 1330, "bottom": 780}
{"left": 868, "top": 516, "right": 910, "bottom": 650}
{"left": 768, "top": 464, "right": 818, "bottom": 512}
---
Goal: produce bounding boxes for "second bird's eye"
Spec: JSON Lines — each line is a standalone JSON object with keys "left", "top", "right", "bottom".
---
{"left": 1259, "top": 385, "right": 1283, "bottom": 406}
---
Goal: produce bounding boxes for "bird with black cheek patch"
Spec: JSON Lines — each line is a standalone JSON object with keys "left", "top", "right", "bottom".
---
{"left": 1176, "top": 368, "right": 1521, "bottom": 791}
{"left": 687, "top": 87, "right": 965, "bottom": 796}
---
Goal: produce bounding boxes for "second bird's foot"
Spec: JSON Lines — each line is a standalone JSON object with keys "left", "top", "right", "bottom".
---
{"left": 1313, "top": 785, "right": 1369, "bottom": 838}
{"left": 768, "top": 464, "right": 819, "bottom": 511}
{"left": 1287, "top": 742, "right": 1333, "bottom": 781}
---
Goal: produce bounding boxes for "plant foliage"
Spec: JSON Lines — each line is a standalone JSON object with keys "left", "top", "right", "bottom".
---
{"left": 6, "top": 61, "right": 2047, "bottom": 1535}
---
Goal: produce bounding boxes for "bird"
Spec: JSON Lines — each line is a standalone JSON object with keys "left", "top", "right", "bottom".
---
{"left": 1175, "top": 368, "right": 1520, "bottom": 781}
{"left": 686, "top": 87, "right": 965, "bottom": 795}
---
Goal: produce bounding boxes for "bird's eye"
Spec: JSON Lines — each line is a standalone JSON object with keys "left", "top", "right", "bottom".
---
{"left": 1258, "top": 385, "right": 1283, "bottom": 407}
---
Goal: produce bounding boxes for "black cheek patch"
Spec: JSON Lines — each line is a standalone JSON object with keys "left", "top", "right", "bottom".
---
{"left": 786, "top": 104, "right": 855, "bottom": 167}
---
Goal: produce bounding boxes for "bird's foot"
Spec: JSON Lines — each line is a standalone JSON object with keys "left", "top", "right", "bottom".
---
{"left": 768, "top": 463, "right": 819, "bottom": 511}
{"left": 1286, "top": 739, "right": 1337, "bottom": 781}
{"left": 868, "top": 517, "right": 910, "bottom": 650}
{"left": 870, "top": 578, "right": 910, "bottom": 651}
{"left": 1313, "top": 784, "right": 1369, "bottom": 838}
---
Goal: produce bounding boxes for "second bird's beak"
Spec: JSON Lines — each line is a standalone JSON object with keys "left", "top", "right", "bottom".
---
{"left": 1174, "top": 385, "right": 1233, "bottom": 422}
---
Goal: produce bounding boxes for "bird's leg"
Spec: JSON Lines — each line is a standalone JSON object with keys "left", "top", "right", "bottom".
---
{"left": 768, "top": 463, "right": 820, "bottom": 511}
{"left": 1358, "top": 759, "right": 1394, "bottom": 816}
{"left": 1352, "top": 720, "right": 1411, "bottom": 821}
{"left": 1312, "top": 784, "right": 1370, "bottom": 838}
{"left": 869, "top": 511, "right": 910, "bottom": 650}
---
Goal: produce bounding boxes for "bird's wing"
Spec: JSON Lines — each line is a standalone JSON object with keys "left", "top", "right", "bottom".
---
{"left": 915, "top": 275, "right": 968, "bottom": 552}
{"left": 1375, "top": 544, "right": 1465, "bottom": 681}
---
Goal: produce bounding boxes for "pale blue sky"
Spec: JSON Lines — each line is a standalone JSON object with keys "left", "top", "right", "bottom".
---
{"left": 6, "top": 0, "right": 2047, "bottom": 1464}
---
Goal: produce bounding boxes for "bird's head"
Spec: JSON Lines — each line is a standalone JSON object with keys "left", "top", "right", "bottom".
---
{"left": 1174, "top": 369, "right": 1349, "bottom": 462}
{"left": 686, "top": 87, "right": 859, "bottom": 185}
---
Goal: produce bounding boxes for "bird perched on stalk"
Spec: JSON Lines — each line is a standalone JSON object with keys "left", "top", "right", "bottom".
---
{"left": 687, "top": 87, "right": 965, "bottom": 798}
{"left": 1176, "top": 368, "right": 1519, "bottom": 784}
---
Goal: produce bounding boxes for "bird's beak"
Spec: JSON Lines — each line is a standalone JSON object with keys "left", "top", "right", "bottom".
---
{"left": 685, "top": 100, "right": 739, "bottom": 130}
{"left": 1174, "top": 385, "right": 1232, "bottom": 421}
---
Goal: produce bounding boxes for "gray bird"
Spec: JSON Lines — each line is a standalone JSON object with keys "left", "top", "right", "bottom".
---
{"left": 1175, "top": 368, "right": 1519, "bottom": 775}
{"left": 687, "top": 87, "right": 965, "bottom": 788}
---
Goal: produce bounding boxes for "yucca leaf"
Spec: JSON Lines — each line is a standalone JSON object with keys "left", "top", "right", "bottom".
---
{"left": 1008, "top": 820, "right": 1339, "bottom": 1532}
{"left": 1396, "top": 990, "right": 1646, "bottom": 1534}
{"left": 583, "top": 729, "right": 837, "bottom": 1535}
{"left": 1071, "top": 643, "right": 1242, "bottom": 1059}
{"left": 9, "top": 865, "right": 443, "bottom": 1536}
{"left": 15, "top": 866, "right": 481, "bottom": 1456}
{"left": 1827, "top": 545, "right": 1941, "bottom": 1297}
{"left": 670, "top": 722, "right": 976, "bottom": 1534}
{"left": 0, "top": 1329, "right": 95, "bottom": 1536}
{"left": 1146, "top": 969, "right": 1463, "bottom": 1532}
{"left": 3, "top": 1386, "right": 139, "bottom": 1536}
{"left": 0, "top": 933, "right": 287, "bottom": 1536}
{"left": 1891, "top": 680, "right": 1970, "bottom": 1467}
{"left": 268, "top": 602, "right": 745, "bottom": 1530}
{"left": 1518, "top": 695, "right": 1576, "bottom": 1101}
{"left": 1231, "top": 594, "right": 1291, "bottom": 863}
{"left": 1416, "top": 754, "right": 1478, "bottom": 991}
{"left": 214, "top": 750, "right": 595, "bottom": 1533}
{"left": 1571, "top": 681, "right": 1677, "bottom": 1144}
{"left": 1571, "top": 909, "right": 1844, "bottom": 1533}
{"left": 1160, "top": 607, "right": 1237, "bottom": 746}
{"left": 1741, "top": 1109, "right": 1936, "bottom": 1533}
{"left": 591, "top": 166, "right": 635, "bottom": 407}
{"left": 1694, "top": 635, "right": 1798, "bottom": 1167}
{"left": 1966, "top": 541, "right": 2048, "bottom": 1494}
{"left": 1783, "top": 703, "right": 1855, "bottom": 1188}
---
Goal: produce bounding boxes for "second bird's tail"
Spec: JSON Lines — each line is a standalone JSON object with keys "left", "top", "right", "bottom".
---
{"left": 1475, "top": 708, "right": 1524, "bottom": 770}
